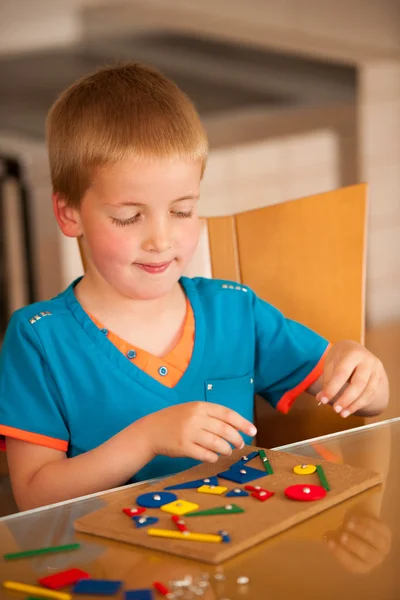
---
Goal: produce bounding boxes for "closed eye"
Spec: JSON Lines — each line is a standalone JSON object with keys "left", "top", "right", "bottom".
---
{"left": 173, "top": 211, "right": 193, "bottom": 219}
{"left": 111, "top": 214, "right": 141, "bottom": 227}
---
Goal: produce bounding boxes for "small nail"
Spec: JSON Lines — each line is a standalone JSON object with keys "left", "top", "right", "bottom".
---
{"left": 347, "top": 520, "right": 356, "bottom": 531}
{"left": 250, "top": 426, "right": 257, "bottom": 436}
{"left": 320, "top": 396, "right": 329, "bottom": 404}
{"left": 341, "top": 410, "right": 350, "bottom": 418}
{"left": 341, "top": 533, "right": 349, "bottom": 544}
{"left": 334, "top": 405, "right": 342, "bottom": 413}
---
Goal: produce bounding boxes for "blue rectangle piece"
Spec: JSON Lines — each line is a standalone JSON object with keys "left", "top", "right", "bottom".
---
{"left": 125, "top": 591, "right": 154, "bottom": 600}
{"left": 73, "top": 579, "right": 122, "bottom": 595}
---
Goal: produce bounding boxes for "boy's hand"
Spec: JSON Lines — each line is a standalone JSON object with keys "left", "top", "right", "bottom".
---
{"left": 316, "top": 340, "right": 388, "bottom": 418}
{"left": 141, "top": 402, "right": 257, "bottom": 463}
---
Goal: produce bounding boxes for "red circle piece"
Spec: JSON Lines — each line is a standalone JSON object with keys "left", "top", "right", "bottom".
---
{"left": 284, "top": 484, "right": 326, "bottom": 501}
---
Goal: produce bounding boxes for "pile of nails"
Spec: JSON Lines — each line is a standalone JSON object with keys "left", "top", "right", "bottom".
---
{"left": 167, "top": 573, "right": 209, "bottom": 598}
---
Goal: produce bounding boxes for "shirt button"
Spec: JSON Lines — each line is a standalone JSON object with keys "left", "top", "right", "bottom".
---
{"left": 158, "top": 366, "right": 168, "bottom": 376}
{"left": 127, "top": 349, "right": 137, "bottom": 359}
{"left": 101, "top": 328, "right": 108, "bottom": 335}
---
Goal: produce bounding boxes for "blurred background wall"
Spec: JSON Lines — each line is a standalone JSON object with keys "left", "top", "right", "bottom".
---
{"left": 0, "top": 0, "right": 399, "bottom": 339}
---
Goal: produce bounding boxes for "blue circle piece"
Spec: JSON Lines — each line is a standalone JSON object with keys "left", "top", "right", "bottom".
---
{"left": 136, "top": 491, "right": 177, "bottom": 508}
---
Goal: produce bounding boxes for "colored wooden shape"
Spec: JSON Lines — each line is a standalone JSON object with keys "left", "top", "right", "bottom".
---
{"left": 4, "top": 543, "right": 80, "bottom": 561}
{"left": 125, "top": 591, "right": 153, "bottom": 600}
{"left": 225, "top": 488, "right": 249, "bottom": 497}
{"left": 164, "top": 476, "right": 218, "bottom": 490}
{"left": 197, "top": 485, "right": 227, "bottom": 495}
{"left": 122, "top": 507, "right": 146, "bottom": 517}
{"left": 136, "top": 492, "right": 177, "bottom": 508}
{"left": 39, "top": 569, "right": 89, "bottom": 590}
{"left": 153, "top": 582, "right": 170, "bottom": 596}
{"left": 252, "top": 490, "right": 275, "bottom": 502}
{"left": 316, "top": 464, "right": 331, "bottom": 491}
{"left": 160, "top": 499, "right": 200, "bottom": 516}
{"left": 229, "top": 451, "right": 259, "bottom": 470}
{"left": 132, "top": 516, "right": 158, "bottom": 528}
{"left": 293, "top": 464, "right": 317, "bottom": 475}
{"left": 284, "top": 484, "right": 327, "bottom": 501}
{"left": 185, "top": 504, "right": 244, "bottom": 517}
{"left": 258, "top": 449, "right": 274, "bottom": 474}
{"left": 148, "top": 529, "right": 222, "bottom": 543}
{"left": 171, "top": 515, "right": 189, "bottom": 532}
{"left": 219, "top": 530, "right": 231, "bottom": 543}
{"left": 73, "top": 579, "right": 122, "bottom": 595}
{"left": 218, "top": 466, "right": 266, "bottom": 485}
{"left": 3, "top": 582, "right": 71, "bottom": 600}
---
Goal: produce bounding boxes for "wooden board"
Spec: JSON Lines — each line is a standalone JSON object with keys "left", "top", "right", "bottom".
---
{"left": 74, "top": 445, "right": 382, "bottom": 564}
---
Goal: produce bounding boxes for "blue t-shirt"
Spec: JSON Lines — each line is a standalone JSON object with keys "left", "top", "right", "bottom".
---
{"left": 0, "top": 277, "right": 329, "bottom": 482}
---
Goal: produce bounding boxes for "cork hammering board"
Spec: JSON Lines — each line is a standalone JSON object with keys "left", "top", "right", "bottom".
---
{"left": 74, "top": 445, "right": 382, "bottom": 564}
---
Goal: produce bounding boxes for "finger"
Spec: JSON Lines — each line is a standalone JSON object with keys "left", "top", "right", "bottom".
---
{"left": 202, "top": 417, "right": 245, "bottom": 449}
{"left": 194, "top": 430, "right": 234, "bottom": 457}
{"left": 326, "top": 537, "right": 372, "bottom": 574}
{"left": 322, "top": 357, "right": 358, "bottom": 401}
{"left": 338, "top": 374, "right": 378, "bottom": 418}
{"left": 207, "top": 404, "right": 257, "bottom": 437}
{"left": 346, "top": 516, "right": 392, "bottom": 552}
{"left": 331, "top": 365, "right": 372, "bottom": 415}
{"left": 189, "top": 443, "right": 219, "bottom": 464}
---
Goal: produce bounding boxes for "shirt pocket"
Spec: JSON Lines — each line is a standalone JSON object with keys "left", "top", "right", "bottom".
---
{"left": 204, "top": 373, "right": 255, "bottom": 430}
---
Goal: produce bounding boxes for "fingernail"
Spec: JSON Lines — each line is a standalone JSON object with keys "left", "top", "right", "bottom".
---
{"left": 334, "top": 405, "right": 342, "bottom": 413}
{"left": 250, "top": 426, "right": 257, "bottom": 436}
{"left": 239, "top": 440, "right": 245, "bottom": 449}
{"left": 320, "top": 396, "right": 329, "bottom": 404}
{"left": 341, "top": 533, "right": 349, "bottom": 544}
{"left": 347, "top": 520, "right": 356, "bottom": 531}
{"left": 341, "top": 410, "right": 350, "bottom": 418}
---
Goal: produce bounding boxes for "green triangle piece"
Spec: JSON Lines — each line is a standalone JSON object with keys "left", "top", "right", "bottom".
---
{"left": 186, "top": 504, "right": 244, "bottom": 516}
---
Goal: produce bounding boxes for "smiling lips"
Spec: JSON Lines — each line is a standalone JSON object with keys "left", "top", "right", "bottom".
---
{"left": 135, "top": 260, "right": 173, "bottom": 274}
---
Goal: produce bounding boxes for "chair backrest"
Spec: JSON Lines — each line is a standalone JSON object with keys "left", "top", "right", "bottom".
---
{"left": 204, "top": 183, "right": 367, "bottom": 447}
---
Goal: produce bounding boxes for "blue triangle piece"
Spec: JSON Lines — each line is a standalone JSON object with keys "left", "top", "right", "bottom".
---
{"left": 230, "top": 451, "right": 260, "bottom": 470}
{"left": 164, "top": 475, "right": 219, "bottom": 490}
{"left": 132, "top": 516, "right": 158, "bottom": 528}
{"left": 226, "top": 488, "right": 250, "bottom": 497}
{"left": 218, "top": 466, "right": 266, "bottom": 485}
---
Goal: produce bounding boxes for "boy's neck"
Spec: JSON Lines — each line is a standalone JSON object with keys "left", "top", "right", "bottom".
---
{"left": 74, "top": 273, "right": 184, "bottom": 322}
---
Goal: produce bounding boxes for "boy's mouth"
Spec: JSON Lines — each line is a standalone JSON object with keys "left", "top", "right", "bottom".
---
{"left": 134, "top": 260, "right": 173, "bottom": 274}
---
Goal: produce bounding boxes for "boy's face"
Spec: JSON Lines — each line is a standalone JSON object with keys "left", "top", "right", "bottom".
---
{"left": 71, "top": 157, "right": 202, "bottom": 300}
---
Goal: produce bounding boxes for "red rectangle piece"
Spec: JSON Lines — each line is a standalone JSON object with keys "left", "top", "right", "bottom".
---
{"left": 39, "top": 568, "right": 90, "bottom": 589}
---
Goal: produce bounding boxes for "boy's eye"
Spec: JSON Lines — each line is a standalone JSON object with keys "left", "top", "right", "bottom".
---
{"left": 172, "top": 211, "right": 193, "bottom": 219}
{"left": 111, "top": 214, "right": 141, "bottom": 227}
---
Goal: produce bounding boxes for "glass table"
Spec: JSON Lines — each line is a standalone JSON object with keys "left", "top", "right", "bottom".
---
{"left": 1, "top": 418, "right": 399, "bottom": 599}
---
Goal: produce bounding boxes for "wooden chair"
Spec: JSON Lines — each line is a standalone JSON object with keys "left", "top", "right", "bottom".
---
{"left": 203, "top": 183, "right": 367, "bottom": 448}
{"left": 78, "top": 183, "right": 367, "bottom": 448}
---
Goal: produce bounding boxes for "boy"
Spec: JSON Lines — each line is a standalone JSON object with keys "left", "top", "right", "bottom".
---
{"left": 0, "top": 63, "right": 388, "bottom": 511}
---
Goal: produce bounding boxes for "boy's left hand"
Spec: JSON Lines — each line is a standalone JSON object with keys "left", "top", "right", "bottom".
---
{"left": 315, "top": 340, "right": 388, "bottom": 418}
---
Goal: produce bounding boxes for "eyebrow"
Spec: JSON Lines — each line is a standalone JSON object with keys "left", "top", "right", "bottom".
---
{"left": 110, "top": 194, "right": 200, "bottom": 207}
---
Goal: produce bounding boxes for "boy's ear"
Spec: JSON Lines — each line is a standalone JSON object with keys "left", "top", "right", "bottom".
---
{"left": 52, "top": 193, "right": 83, "bottom": 238}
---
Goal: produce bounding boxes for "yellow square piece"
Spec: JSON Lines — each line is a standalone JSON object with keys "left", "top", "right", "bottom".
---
{"left": 161, "top": 499, "right": 200, "bottom": 516}
{"left": 197, "top": 485, "right": 228, "bottom": 495}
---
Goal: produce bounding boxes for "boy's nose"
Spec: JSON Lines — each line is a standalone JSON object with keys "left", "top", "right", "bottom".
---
{"left": 142, "top": 221, "right": 172, "bottom": 253}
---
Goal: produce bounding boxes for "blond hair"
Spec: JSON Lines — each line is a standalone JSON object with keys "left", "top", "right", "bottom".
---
{"left": 46, "top": 62, "right": 208, "bottom": 207}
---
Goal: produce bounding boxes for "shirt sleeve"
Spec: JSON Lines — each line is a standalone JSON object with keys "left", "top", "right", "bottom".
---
{"left": 252, "top": 293, "right": 331, "bottom": 413}
{"left": 0, "top": 312, "right": 69, "bottom": 451}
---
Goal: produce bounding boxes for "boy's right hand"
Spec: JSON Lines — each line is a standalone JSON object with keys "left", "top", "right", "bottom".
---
{"left": 141, "top": 402, "right": 257, "bottom": 463}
